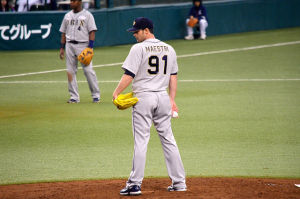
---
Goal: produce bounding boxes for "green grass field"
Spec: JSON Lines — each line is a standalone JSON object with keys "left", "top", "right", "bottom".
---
{"left": 0, "top": 27, "right": 300, "bottom": 185}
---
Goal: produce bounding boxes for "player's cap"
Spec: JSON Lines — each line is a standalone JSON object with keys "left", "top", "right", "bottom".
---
{"left": 127, "top": 17, "right": 154, "bottom": 32}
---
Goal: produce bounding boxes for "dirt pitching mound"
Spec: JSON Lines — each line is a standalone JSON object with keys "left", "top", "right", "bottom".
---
{"left": 1, "top": 177, "right": 299, "bottom": 199}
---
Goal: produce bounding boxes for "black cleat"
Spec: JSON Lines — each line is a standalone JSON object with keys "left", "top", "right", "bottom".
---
{"left": 93, "top": 98, "right": 100, "bottom": 103}
{"left": 120, "top": 185, "right": 141, "bottom": 196}
{"left": 67, "top": 99, "right": 79, "bottom": 103}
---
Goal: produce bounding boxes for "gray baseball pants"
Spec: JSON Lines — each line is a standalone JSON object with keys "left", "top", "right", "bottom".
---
{"left": 126, "top": 91, "right": 186, "bottom": 189}
{"left": 65, "top": 42, "right": 100, "bottom": 101}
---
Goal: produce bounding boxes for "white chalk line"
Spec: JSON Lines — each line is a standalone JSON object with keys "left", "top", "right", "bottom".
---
{"left": 0, "top": 79, "right": 300, "bottom": 84}
{"left": 0, "top": 40, "right": 300, "bottom": 79}
{"left": 0, "top": 62, "right": 124, "bottom": 79}
{"left": 180, "top": 79, "right": 300, "bottom": 82}
{"left": 0, "top": 80, "right": 118, "bottom": 84}
{"left": 177, "top": 40, "right": 300, "bottom": 58}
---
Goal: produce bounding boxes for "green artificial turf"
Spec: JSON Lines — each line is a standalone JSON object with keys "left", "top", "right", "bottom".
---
{"left": 0, "top": 27, "right": 299, "bottom": 184}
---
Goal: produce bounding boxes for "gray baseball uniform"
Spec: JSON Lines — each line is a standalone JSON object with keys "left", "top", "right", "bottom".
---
{"left": 59, "top": 9, "right": 100, "bottom": 102}
{"left": 122, "top": 38, "right": 186, "bottom": 189}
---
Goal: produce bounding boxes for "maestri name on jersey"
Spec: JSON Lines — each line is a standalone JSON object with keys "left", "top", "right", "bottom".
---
{"left": 145, "top": 45, "right": 169, "bottom": 53}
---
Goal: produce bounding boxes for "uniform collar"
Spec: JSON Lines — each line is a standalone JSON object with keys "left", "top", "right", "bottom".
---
{"left": 72, "top": 8, "right": 84, "bottom": 14}
{"left": 144, "top": 38, "right": 160, "bottom": 43}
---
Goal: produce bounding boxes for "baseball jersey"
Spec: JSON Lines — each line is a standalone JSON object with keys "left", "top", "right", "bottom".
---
{"left": 59, "top": 9, "right": 97, "bottom": 42}
{"left": 122, "top": 38, "right": 178, "bottom": 93}
{"left": 188, "top": 5, "right": 208, "bottom": 21}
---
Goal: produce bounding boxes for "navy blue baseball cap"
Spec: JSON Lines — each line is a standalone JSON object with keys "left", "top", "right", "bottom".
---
{"left": 127, "top": 17, "right": 154, "bottom": 32}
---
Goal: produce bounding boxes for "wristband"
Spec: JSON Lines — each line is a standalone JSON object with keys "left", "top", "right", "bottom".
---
{"left": 60, "top": 43, "right": 65, "bottom": 49}
{"left": 88, "top": 40, "right": 94, "bottom": 48}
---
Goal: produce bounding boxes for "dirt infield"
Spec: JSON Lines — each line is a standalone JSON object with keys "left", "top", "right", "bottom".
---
{"left": 1, "top": 177, "right": 300, "bottom": 199}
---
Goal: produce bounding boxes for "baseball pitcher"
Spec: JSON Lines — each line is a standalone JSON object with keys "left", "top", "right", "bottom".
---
{"left": 113, "top": 17, "right": 187, "bottom": 196}
{"left": 59, "top": 0, "right": 100, "bottom": 103}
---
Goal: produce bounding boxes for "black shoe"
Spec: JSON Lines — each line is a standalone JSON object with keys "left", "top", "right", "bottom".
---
{"left": 120, "top": 185, "right": 141, "bottom": 196}
{"left": 93, "top": 98, "right": 100, "bottom": 103}
{"left": 67, "top": 99, "right": 79, "bottom": 103}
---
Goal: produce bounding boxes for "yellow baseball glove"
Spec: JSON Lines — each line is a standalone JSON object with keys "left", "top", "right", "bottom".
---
{"left": 78, "top": 47, "right": 94, "bottom": 66}
{"left": 187, "top": 18, "right": 199, "bottom": 27}
{"left": 113, "top": 92, "right": 138, "bottom": 110}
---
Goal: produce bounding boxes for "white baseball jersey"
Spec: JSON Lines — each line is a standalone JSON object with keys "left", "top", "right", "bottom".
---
{"left": 122, "top": 38, "right": 178, "bottom": 93}
{"left": 122, "top": 38, "right": 186, "bottom": 190}
{"left": 59, "top": 9, "right": 97, "bottom": 42}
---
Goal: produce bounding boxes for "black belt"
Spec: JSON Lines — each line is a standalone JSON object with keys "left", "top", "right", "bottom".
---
{"left": 68, "top": 41, "right": 87, "bottom": 44}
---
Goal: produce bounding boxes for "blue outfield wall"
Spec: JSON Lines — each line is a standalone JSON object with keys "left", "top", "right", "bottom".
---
{"left": 0, "top": 0, "right": 300, "bottom": 50}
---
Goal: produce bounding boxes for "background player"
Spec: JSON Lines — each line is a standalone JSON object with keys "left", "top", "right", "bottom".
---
{"left": 59, "top": 0, "right": 100, "bottom": 103}
{"left": 185, "top": 0, "right": 208, "bottom": 40}
{"left": 113, "top": 17, "right": 186, "bottom": 196}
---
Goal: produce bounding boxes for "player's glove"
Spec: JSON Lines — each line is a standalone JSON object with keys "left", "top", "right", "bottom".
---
{"left": 78, "top": 47, "right": 94, "bottom": 66}
{"left": 187, "top": 18, "right": 199, "bottom": 28}
{"left": 113, "top": 92, "right": 138, "bottom": 110}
